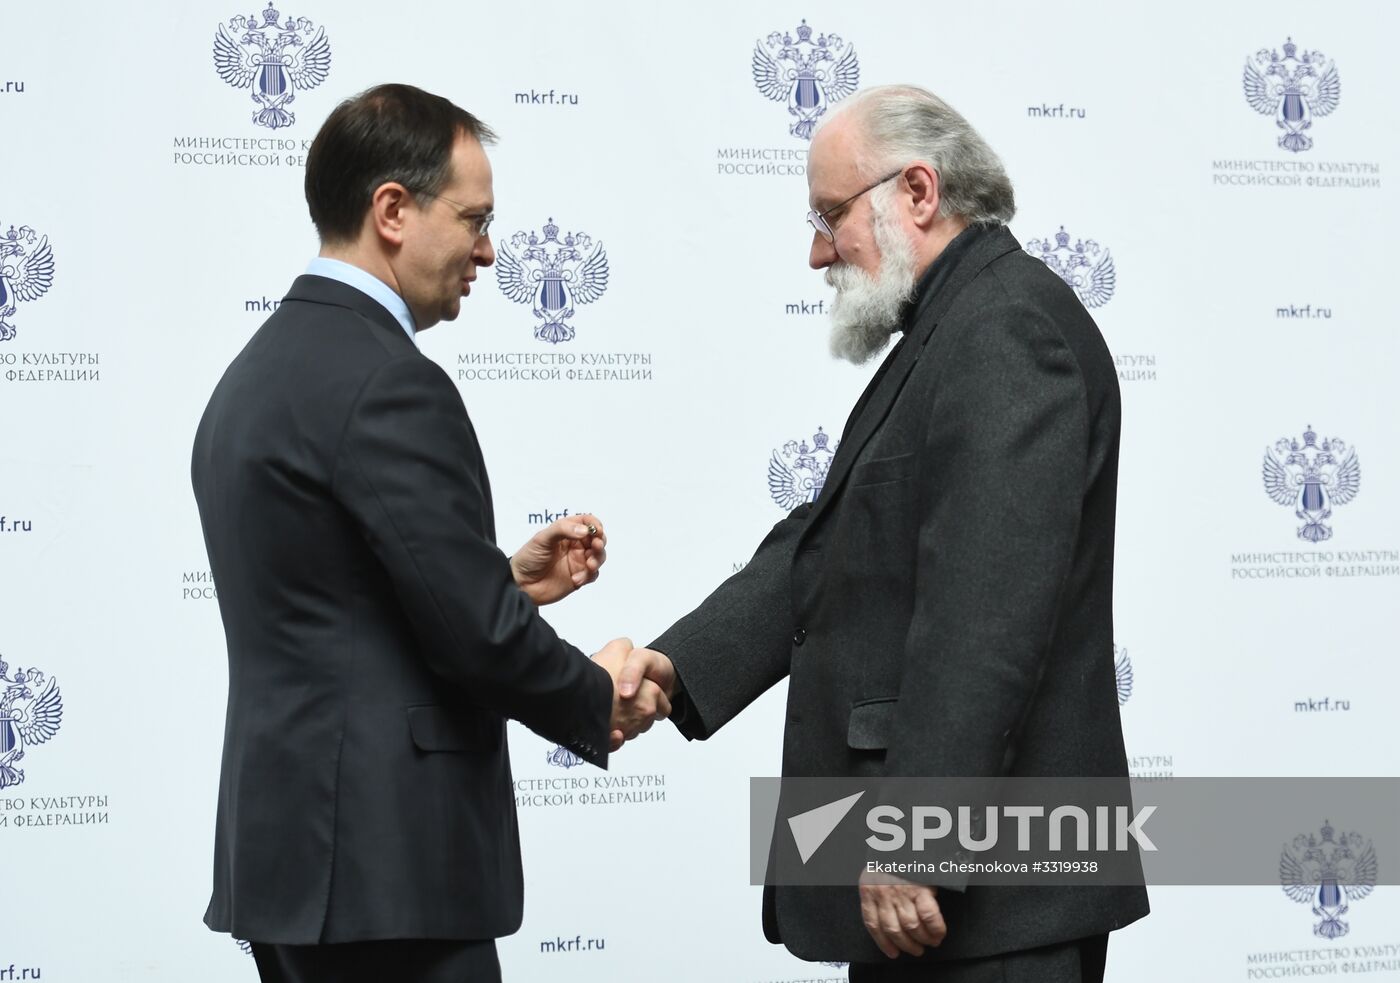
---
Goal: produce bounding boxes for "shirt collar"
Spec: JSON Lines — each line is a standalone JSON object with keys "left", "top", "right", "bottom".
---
{"left": 305, "top": 257, "right": 417, "bottom": 341}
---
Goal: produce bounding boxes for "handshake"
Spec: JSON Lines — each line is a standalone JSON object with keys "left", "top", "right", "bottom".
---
{"left": 592, "top": 640, "right": 676, "bottom": 752}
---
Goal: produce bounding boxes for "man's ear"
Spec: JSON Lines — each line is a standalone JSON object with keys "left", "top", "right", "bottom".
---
{"left": 368, "top": 182, "right": 412, "bottom": 247}
{"left": 904, "top": 163, "right": 941, "bottom": 230}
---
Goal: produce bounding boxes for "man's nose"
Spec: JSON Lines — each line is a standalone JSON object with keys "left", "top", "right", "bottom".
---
{"left": 809, "top": 233, "right": 836, "bottom": 270}
{"left": 476, "top": 233, "right": 495, "bottom": 268}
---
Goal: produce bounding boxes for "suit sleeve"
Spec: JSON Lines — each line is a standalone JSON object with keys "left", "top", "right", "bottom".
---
{"left": 331, "top": 355, "right": 613, "bottom": 767}
{"left": 885, "top": 300, "right": 1089, "bottom": 783}
{"left": 651, "top": 504, "right": 811, "bottom": 740}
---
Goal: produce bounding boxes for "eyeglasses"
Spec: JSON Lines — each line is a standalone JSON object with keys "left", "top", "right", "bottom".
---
{"left": 413, "top": 189, "right": 494, "bottom": 238}
{"left": 806, "top": 168, "right": 905, "bottom": 243}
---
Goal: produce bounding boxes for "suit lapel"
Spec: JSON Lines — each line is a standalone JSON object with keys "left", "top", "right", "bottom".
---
{"left": 837, "top": 335, "right": 906, "bottom": 447}
{"left": 803, "top": 226, "right": 1022, "bottom": 533}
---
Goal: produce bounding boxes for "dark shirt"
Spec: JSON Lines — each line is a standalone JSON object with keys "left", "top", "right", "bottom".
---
{"left": 902, "top": 221, "right": 996, "bottom": 332}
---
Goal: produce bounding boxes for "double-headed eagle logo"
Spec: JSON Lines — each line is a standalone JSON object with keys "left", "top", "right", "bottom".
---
{"left": 1280, "top": 821, "right": 1376, "bottom": 939}
{"left": 1243, "top": 38, "right": 1340, "bottom": 153}
{"left": 1026, "top": 228, "right": 1115, "bottom": 309}
{"left": 752, "top": 20, "right": 859, "bottom": 141}
{"left": 213, "top": 3, "right": 332, "bottom": 130}
{"left": 1262, "top": 426, "right": 1360, "bottom": 542}
{"left": 0, "top": 657, "right": 63, "bottom": 790}
{"left": 0, "top": 225, "right": 55, "bottom": 343}
{"left": 769, "top": 429, "right": 838, "bottom": 511}
{"left": 495, "top": 219, "right": 610, "bottom": 344}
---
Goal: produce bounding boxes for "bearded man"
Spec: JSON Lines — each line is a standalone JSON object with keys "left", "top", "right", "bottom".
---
{"left": 620, "top": 85, "right": 1148, "bottom": 980}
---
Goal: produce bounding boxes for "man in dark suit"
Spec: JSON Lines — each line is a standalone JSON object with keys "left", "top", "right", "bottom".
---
{"left": 620, "top": 85, "right": 1149, "bottom": 980}
{"left": 191, "top": 83, "right": 668, "bottom": 983}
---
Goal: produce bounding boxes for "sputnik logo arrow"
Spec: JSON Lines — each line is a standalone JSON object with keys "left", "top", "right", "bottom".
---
{"left": 787, "top": 791, "right": 865, "bottom": 864}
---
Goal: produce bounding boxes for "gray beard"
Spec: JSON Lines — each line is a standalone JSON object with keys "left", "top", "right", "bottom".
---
{"left": 826, "top": 201, "right": 918, "bottom": 365}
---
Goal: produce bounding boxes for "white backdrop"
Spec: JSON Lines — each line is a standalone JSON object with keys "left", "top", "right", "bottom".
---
{"left": 2, "top": 1, "right": 1398, "bottom": 980}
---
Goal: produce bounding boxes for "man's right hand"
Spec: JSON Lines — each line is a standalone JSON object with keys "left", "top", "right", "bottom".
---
{"left": 593, "top": 638, "right": 671, "bottom": 751}
{"left": 859, "top": 871, "right": 947, "bottom": 958}
{"left": 612, "top": 646, "right": 678, "bottom": 750}
{"left": 617, "top": 646, "right": 677, "bottom": 700}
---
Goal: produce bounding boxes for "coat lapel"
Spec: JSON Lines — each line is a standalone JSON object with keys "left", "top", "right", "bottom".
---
{"left": 803, "top": 226, "right": 1022, "bottom": 533}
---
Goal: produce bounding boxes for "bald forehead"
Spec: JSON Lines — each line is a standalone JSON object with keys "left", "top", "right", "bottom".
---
{"left": 808, "top": 111, "right": 866, "bottom": 209}
{"left": 444, "top": 132, "right": 493, "bottom": 208}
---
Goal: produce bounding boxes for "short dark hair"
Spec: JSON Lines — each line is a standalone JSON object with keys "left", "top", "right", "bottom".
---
{"left": 304, "top": 83, "right": 497, "bottom": 243}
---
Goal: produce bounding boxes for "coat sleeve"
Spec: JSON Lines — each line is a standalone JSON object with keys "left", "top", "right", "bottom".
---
{"left": 651, "top": 504, "right": 812, "bottom": 740}
{"left": 885, "top": 299, "right": 1090, "bottom": 783}
{"left": 331, "top": 354, "right": 614, "bottom": 767}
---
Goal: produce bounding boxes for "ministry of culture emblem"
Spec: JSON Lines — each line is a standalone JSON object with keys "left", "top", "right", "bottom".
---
{"left": 0, "top": 656, "right": 63, "bottom": 790}
{"left": 1280, "top": 821, "right": 1375, "bottom": 939}
{"left": 1243, "top": 38, "right": 1340, "bottom": 153}
{"left": 546, "top": 744, "right": 583, "bottom": 769}
{"left": 752, "top": 20, "right": 859, "bottom": 141}
{"left": 0, "top": 225, "right": 55, "bottom": 342}
{"left": 1114, "top": 645, "right": 1133, "bottom": 706}
{"left": 495, "top": 219, "right": 609, "bottom": 344}
{"left": 213, "top": 3, "right": 332, "bottom": 130}
{"left": 1262, "top": 426, "right": 1360, "bottom": 543}
{"left": 1026, "top": 227, "right": 1115, "bottom": 309}
{"left": 769, "top": 429, "right": 838, "bottom": 511}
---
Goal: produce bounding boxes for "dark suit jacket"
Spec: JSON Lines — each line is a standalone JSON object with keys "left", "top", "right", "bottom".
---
{"left": 191, "top": 274, "right": 613, "bottom": 945}
{"left": 655, "top": 225, "right": 1149, "bottom": 962}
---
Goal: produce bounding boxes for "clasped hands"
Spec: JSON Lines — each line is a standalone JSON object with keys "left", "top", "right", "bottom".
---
{"left": 593, "top": 639, "right": 676, "bottom": 751}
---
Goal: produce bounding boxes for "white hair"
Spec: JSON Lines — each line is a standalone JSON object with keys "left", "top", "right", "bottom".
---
{"left": 827, "top": 84, "right": 1015, "bottom": 225}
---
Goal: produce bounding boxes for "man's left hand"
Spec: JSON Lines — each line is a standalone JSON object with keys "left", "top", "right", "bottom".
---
{"left": 511, "top": 514, "right": 607, "bottom": 605}
{"left": 859, "top": 870, "right": 947, "bottom": 959}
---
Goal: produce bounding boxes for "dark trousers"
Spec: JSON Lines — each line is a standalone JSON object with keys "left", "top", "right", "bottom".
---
{"left": 250, "top": 939, "right": 500, "bottom": 983}
{"left": 848, "top": 934, "right": 1108, "bottom": 983}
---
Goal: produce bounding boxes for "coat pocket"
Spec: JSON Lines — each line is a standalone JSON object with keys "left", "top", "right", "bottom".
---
{"left": 848, "top": 453, "right": 914, "bottom": 487}
{"left": 406, "top": 705, "right": 498, "bottom": 752}
{"left": 847, "top": 696, "right": 899, "bottom": 750}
